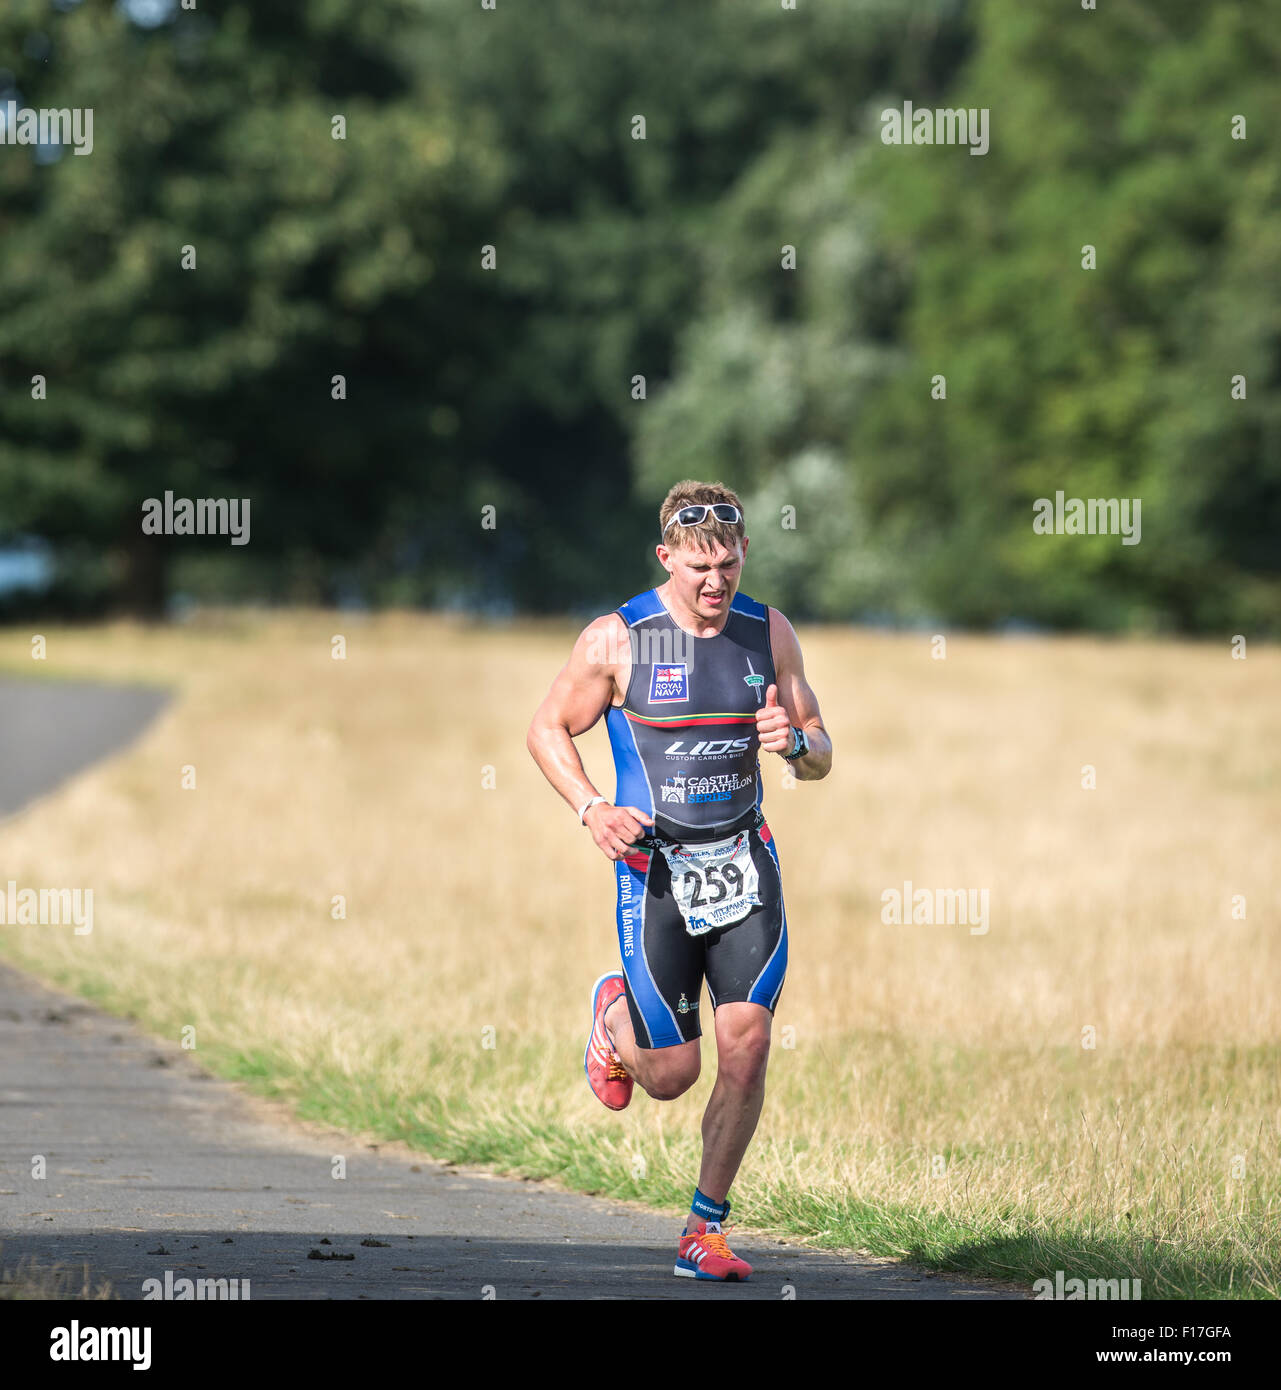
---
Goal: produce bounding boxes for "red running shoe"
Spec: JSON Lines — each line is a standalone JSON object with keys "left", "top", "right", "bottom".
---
{"left": 674, "top": 1220, "right": 753, "bottom": 1281}
{"left": 584, "top": 973, "right": 632, "bottom": 1111}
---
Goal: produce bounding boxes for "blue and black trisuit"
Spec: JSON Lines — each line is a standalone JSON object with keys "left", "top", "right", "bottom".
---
{"left": 606, "top": 587, "right": 788, "bottom": 1049}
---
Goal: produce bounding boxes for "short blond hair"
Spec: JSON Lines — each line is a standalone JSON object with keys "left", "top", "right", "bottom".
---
{"left": 658, "top": 480, "right": 746, "bottom": 551}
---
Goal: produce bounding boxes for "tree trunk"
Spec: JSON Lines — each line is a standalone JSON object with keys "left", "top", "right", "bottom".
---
{"left": 117, "top": 530, "right": 170, "bottom": 620}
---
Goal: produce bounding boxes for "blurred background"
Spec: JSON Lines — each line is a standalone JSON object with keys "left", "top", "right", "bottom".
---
{"left": 1, "top": 0, "right": 1277, "bottom": 631}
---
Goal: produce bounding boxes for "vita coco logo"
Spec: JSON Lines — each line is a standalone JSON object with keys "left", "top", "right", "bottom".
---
{"left": 881, "top": 100, "right": 989, "bottom": 156}
{"left": 1032, "top": 491, "right": 1141, "bottom": 545}
{"left": 141, "top": 491, "right": 251, "bottom": 546}
{"left": 0, "top": 881, "right": 93, "bottom": 934}
{"left": 880, "top": 882, "right": 989, "bottom": 936}
{"left": 0, "top": 102, "right": 92, "bottom": 156}
{"left": 142, "top": 1270, "right": 251, "bottom": 1300}
{"left": 1033, "top": 1271, "right": 1142, "bottom": 1301}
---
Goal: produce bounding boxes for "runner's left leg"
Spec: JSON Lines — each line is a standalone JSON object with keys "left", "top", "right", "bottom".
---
{"left": 695, "top": 1000, "right": 772, "bottom": 1205}
{"left": 691, "top": 823, "right": 786, "bottom": 1231}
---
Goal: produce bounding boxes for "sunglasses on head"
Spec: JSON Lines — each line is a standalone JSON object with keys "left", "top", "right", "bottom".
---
{"left": 662, "top": 503, "right": 743, "bottom": 535}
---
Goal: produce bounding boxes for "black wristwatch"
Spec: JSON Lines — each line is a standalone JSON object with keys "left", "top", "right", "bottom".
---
{"left": 782, "top": 725, "right": 809, "bottom": 762}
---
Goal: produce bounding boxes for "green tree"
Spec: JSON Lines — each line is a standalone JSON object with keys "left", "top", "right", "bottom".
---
{"left": 0, "top": 0, "right": 491, "bottom": 612}
{"left": 852, "top": 0, "right": 1281, "bottom": 631}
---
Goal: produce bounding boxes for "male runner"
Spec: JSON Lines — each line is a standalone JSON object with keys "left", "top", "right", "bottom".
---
{"left": 526, "top": 480, "right": 831, "bottom": 1281}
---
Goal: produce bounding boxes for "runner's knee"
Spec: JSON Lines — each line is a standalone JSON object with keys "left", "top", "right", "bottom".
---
{"left": 716, "top": 1025, "right": 771, "bottom": 1090}
{"left": 639, "top": 1052, "right": 700, "bottom": 1101}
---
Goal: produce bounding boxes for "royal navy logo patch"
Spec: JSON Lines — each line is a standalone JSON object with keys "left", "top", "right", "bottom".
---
{"left": 650, "top": 663, "right": 689, "bottom": 703}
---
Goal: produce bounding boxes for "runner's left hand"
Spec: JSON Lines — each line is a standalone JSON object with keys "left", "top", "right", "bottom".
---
{"left": 755, "top": 684, "right": 792, "bottom": 754}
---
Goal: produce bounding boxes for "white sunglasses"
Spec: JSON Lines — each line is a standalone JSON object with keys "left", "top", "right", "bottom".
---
{"left": 662, "top": 503, "right": 743, "bottom": 535}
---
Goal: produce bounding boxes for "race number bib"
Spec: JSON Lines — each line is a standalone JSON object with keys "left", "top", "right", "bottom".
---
{"left": 658, "top": 831, "right": 761, "bottom": 937}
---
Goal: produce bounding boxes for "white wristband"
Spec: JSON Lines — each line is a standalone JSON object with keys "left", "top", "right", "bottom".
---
{"left": 577, "top": 796, "right": 608, "bottom": 824}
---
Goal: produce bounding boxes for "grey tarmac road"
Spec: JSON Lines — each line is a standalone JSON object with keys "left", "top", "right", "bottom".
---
{"left": 0, "top": 675, "right": 169, "bottom": 821}
{"left": 0, "top": 675, "right": 1026, "bottom": 1300}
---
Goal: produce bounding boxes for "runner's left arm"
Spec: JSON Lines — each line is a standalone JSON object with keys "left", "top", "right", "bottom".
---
{"left": 760, "top": 608, "right": 832, "bottom": 781}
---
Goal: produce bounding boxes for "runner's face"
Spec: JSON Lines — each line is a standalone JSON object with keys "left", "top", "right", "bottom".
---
{"left": 659, "top": 535, "right": 747, "bottom": 621}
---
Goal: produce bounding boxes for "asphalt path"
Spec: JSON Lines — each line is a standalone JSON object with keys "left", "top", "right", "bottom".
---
{"left": 0, "top": 675, "right": 169, "bottom": 821}
{"left": 0, "top": 676, "right": 1025, "bottom": 1300}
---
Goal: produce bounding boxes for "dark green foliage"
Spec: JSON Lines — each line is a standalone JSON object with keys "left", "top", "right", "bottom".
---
{"left": 1, "top": 0, "right": 1275, "bottom": 629}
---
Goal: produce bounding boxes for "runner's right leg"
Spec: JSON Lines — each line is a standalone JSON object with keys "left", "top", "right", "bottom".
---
{"left": 609, "top": 844, "right": 701, "bottom": 1101}
{"left": 604, "top": 995, "right": 699, "bottom": 1101}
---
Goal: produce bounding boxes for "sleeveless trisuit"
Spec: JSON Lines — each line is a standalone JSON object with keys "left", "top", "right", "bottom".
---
{"left": 605, "top": 587, "right": 788, "bottom": 1048}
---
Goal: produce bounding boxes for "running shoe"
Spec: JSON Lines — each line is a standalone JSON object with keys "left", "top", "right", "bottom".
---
{"left": 584, "top": 972, "right": 632, "bottom": 1111}
{"left": 674, "top": 1219, "right": 753, "bottom": 1281}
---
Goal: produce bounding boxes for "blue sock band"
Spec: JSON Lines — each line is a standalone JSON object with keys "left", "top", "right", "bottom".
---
{"left": 690, "top": 1187, "right": 730, "bottom": 1223}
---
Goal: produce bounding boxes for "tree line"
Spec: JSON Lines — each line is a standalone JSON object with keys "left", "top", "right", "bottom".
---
{"left": 1, "top": 0, "right": 1276, "bottom": 632}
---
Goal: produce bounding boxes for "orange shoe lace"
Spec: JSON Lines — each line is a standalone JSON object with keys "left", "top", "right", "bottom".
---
{"left": 695, "top": 1226, "right": 735, "bottom": 1259}
{"left": 607, "top": 1054, "right": 629, "bottom": 1082}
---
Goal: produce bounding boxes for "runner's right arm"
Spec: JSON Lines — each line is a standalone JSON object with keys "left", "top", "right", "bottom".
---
{"left": 526, "top": 614, "right": 655, "bottom": 860}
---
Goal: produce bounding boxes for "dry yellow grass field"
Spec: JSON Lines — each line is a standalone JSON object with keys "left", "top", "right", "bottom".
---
{"left": 0, "top": 1252, "right": 113, "bottom": 1301}
{"left": 1, "top": 611, "right": 1277, "bottom": 1295}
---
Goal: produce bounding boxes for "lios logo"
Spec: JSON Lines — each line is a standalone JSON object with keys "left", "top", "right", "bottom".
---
{"left": 650, "top": 663, "right": 689, "bottom": 703}
{"left": 664, "top": 737, "right": 752, "bottom": 758}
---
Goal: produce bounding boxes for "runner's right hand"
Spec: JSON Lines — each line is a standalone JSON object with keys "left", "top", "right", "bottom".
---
{"left": 584, "top": 803, "right": 654, "bottom": 860}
